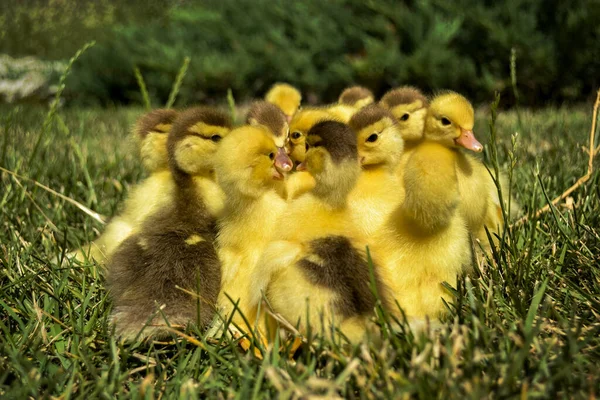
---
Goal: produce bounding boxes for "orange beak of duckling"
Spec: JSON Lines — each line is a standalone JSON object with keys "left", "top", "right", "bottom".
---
{"left": 274, "top": 147, "right": 293, "bottom": 172}
{"left": 455, "top": 129, "right": 483, "bottom": 152}
{"left": 296, "top": 161, "right": 307, "bottom": 171}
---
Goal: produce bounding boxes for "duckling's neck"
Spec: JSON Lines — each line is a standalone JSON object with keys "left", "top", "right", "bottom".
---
{"left": 403, "top": 139, "right": 422, "bottom": 152}
{"left": 173, "top": 168, "right": 218, "bottom": 216}
{"left": 172, "top": 167, "right": 214, "bottom": 187}
{"left": 312, "top": 190, "right": 348, "bottom": 210}
{"left": 362, "top": 160, "right": 397, "bottom": 174}
{"left": 311, "top": 181, "right": 354, "bottom": 211}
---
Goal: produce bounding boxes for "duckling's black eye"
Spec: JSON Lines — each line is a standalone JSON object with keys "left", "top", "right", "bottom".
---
{"left": 400, "top": 113, "right": 410, "bottom": 121}
{"left": 292, "top": 131, "right": 302, "bottom": 140}
{"left": 211, "top": 135, "right": 222, "bottom": 142}
{"left": 269, "top": 152, "right": 275, "bottom": 160}
{"left": 366, "top": 133, "right": 379, "bottom": 143}
{"left": 441, "top": 117, "right": 451, "bottom": 126}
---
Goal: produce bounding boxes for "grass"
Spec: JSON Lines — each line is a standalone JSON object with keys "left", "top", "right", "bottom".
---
{"left": 1, "top": 99, "right": 599, "bottom": 399}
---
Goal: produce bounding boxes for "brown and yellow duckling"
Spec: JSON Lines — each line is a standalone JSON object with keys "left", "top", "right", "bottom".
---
{"left": 72, "top": 109, "right": 181, "bottom": 265}
{"left": 338, "top": 85, "right": 375, "bottom": 109}
{"left": 253, "top": 121, "right": 388, "bottom": 343}
{"left": 107, "top": 107, "right": 232, "bottom": 340}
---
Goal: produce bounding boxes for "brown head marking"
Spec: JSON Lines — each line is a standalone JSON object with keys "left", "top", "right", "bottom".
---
{"left": 380, "top": 86, "right": 428, "bottom": 109}
{"left": 134, "top": 109, "right": 178, "bottom": 138}
{"left": 246, "top": 101, "right": 288, "bottom": 138}
{"left": 339, "top": 86, "right": 374, "bottom": 106}
{"left": 306, "top": 121, "right": 358, "bottom": 164}
{"left": 349, "top": 104, "right": 397, "bottom": 132}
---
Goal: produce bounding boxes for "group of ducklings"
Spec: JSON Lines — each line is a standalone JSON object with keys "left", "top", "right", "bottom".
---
{"left": 74, "top": 83, "right": 509, "bottom": 343}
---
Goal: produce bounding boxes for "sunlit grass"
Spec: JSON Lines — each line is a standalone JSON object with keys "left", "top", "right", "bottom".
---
{"left": 0, "top": 100, "right": 599, "bottom": 398}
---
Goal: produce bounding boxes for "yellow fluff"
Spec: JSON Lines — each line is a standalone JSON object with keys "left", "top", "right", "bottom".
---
{"left": 214, "top": 125, "right": 291, "bottom": 333}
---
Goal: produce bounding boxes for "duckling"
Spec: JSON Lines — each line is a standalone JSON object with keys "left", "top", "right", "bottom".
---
{"left": 135, "top": 108, "right": 178, "bottom": 173}
{"left": 325, "top": 86, "right": 374, "bottom": 123}
{"left": 72, "top": 109, "right": 181, "bottom": 264}
{"left": 370, "top": 140, "right": 471, "bottom": 323}
{"left": 379, "top": 86, "right": 429, "bottom": 147}
{"left": 382, "top": 89, "right": 506, "bottom": 249}
{"left": 424, "top": 92, "right": 509, "bottom": 249}
{"left": 285, "top": 107, "right": 339, "bottom": 198}
{"left": 338, "top": 86, "right": 375, "bottom": 110}
{"left": 288, "top": 107, "right": 336, "bottom": 164}
{"left": 348, "top": 105, "right": 404, "bottom": 237}
{"left": 107, "top": 107, "right": 232, "bottom": 340}
{"left": 213, "top": 125, "right": 292, "bottom": 331}
{"left": 367, "top": 92, "right": 492, "bottom": 324}
{"left": 264, "top": 83, "right": 302, "bottom": 123}
{"left": 369, "top": 149, "right": 472, "bottom": 326}
{"left": 246, "top": 101, "right": 293, "bottom": 173}
{"left": 252, "top": 121, "right": 388, "bottom": 343}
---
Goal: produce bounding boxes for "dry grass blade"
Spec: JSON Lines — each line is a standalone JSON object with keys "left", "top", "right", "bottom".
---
{"left": 513, "top": 88, "right": 600, "bottom": 226}
{"left": 0, "top": 166, "right": 106, "bottom": 225}
{"left": 161, "top": 327, "right": 208, "bottom": 351}
{"left": 9, "top": 174, "right": 59, "bottom": 232}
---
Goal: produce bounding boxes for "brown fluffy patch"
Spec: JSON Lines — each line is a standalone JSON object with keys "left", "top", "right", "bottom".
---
{"left": 297, "top": 236, "right": 388, "bottom": 318}
{"left": 349, "top": 104, "right": 397, "bottom": 133}
{"left": 307, "top": 121, "right": 357, "bottom": 164}
{"left": 380, "top": 86, "right": 428, "bottom": 109}
{"left": 338, "top": 86, "right": 374, "bottom": 106}
{"left": 246, "top": 101, "right": 288, "bottom": 138}
{"left": 107, "top": 193, "right": 220, "bottom": 335}
{"left": 134, "top": 109, "right": 178, "bottom": 138}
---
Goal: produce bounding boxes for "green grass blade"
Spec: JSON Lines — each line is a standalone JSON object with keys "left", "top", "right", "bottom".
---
{"left": 166, "top": 56, "right": 190, "bottom": 109}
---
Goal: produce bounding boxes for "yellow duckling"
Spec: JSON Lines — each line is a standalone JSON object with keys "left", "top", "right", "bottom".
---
{"left": 285, "top": 107, "right": 339, "bottom": 198}
{"left": 382, "top": 89, "right": 506, "bottom": 249}
{"left": 264, "top": 83, "right": 302, "bottom": 123}
{"left": 287, "top": 107, "right": 336, "bottom": 164}
{"left": 425, "top": 92, "right": 509, "bottom": 249}
{"left": 347, "top": 105, "right": 404, "bottom": 237}
{"left": 134, "top": 108, "right": 178, "bottom": 173}
{"left": 213, "top": 125, "right": 292, "bottom": 331}
{"left": 368, "top": 134, "right": 472, "bottom": 326}
{"left": 367, "top": 92, "right": 490, "bottom": 324}
{"left": 107, "top": 107, "right": 232, "bottom": 340}
{"left": 246, "top": 100, "right": 294, "bottom": 173}
{"left": 252, "top": 121, "right": 388, "bottom": 343}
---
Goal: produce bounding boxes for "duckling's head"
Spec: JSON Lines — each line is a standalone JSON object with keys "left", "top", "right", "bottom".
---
{"left": 338, "top": 86, "right": 374, "bottom": 109}
{"left": 425, "top": 92, "right": 482, "bottom": 152}
{"left": 167, "top": 107, "right": 233, "bottom": 177}
{"left": 246, "top": 101, "right": 293, "bottom": 173}
{"left": 134, "top": 109, "right": 178, "bottom": 172}
{"left": 379, "top": 86, "right": 428, "bottom": 143}
{"left": 299, "top": 121, "right": 360, "bottom": 206}
{"left": 264, "top": 83, "right": 302, "bottom": 123}
{"left": 214, "top": 125, "right": 292, "bottom": 199}
{"left": 288, "top": 108, "right": 336, "bottom": 164}
{"left": 349, "top": 105, "right": 404, "bottom": 169}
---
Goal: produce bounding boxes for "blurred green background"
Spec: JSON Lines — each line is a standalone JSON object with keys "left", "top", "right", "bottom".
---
{"left": 1, "top": 0, "right": 599, "bottom": 107}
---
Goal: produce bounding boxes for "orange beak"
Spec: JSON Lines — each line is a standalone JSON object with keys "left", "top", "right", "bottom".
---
{"left": 296, "top": 161, "right": 307, "bottom": 171}
{"left": 455, "top": 129, "right": 483, "bottom": 152}
{"left": 274, "top": 147, "right": 293, "bottom": 172}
